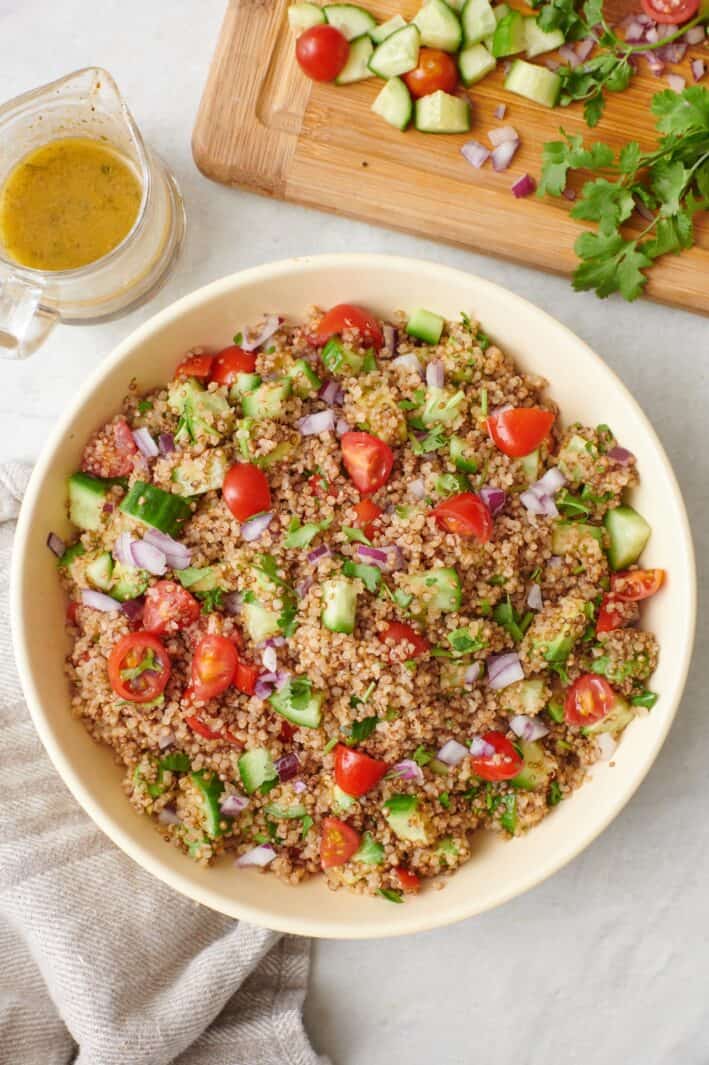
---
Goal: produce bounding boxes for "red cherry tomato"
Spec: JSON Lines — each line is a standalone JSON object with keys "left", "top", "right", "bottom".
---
{"left": 190, "top": 635, "right": 238, "bottom": 701}
{"left": 175, "top": 353, "right": 214, "bottom": 379}
{"left": 395, "top": 866, "right": 421, "bottom": 893}
{"left": 143, "top": 580, "right": 200, "bottom": 635}
{"left": 596, "top": 594, "right": 624, "bottom": 635}
{"left": 296, "top": 24, "right": 349, "bottom": 82}
{"left": 340, "top": 432, "right": 394, "bottom": 494}
{"left": 313, "top": 303, "right": 384, "bottom": 350}
{"left": 66, "top": 601, "right": 79, "bottom": 626}
{"left": 308, "top": 472, "right": 334, "bottom": 498}
{"left": 641, "top": 0, "right": 699, "bottom": 23}
{"left": 234, "top": 658, "right": 260, "bottom": 696}
{"left": 404, "top": 48, "right": 458, "bottom": 98}
{"left": 209, "top": 345, "right": 256, "bottom": 386}
{"left": 334, "top": 744, "right": 388, "bottom": 797}
{"left": 354, "top": 499, "right": 382, "bottom": 539}
{"left": 222, "top": 463, "right": 271, "bottom": 522}
{"left": 81, "top": 416, "right": 138, "bottom": 478}
{"left": 378, "top": 621, "right": 429, "bottom": 659}
{"left": 470, "top": 731, "right": 523, "bottom": 782}
{"left": 185, "top": 714, "right": 223, "bottom": 741}
{"left": 611, "top": 569, "right": 665, "bottom": 602}
{"left": 431, "top": 493, "right": 493, "bottom": 541}
{"left": 487, "top": 407, "right": 555, "bottom": 458}
{"left": 280, "top": 719, "right": 297, "bottom": 743}
{"left": 320, "top": 816, "right": 361, "bottom": 868}
{"left": 108, "top": 632, "right": 171, "bottom": 703}
{"left": 222, "top": 727, "right": 244, "bottom": 748}
{"left": 564, "top": 674, "right": 616, "bottom": 726}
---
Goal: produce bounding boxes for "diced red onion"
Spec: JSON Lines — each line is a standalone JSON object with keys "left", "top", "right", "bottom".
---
{"left": 491, "top": 139, "right": 520, "bottom": 172}
{"left": 298, "top": 409, "right": 336, "bottom": 436}
{"left": 426, "top": 359, "right": 445, "bottom": 388}
{"left": 262, "top": 644, "right": 278, "bottom": 673}
{"left": 158, "top": 432, "right": 176, "bottom": 455}
{"left": 493, "top": 103, "right": 506, "bottom": 120}
{"left": 640, "top": 51, "right": 665, "bottom": 75}
{"left": 236, "top": 844, "right": 276, "bottom": 867}
{"left": 81, "top": 589, "right": 120, "bottom": 612}
{"left": 254, "top": 672, "right": 278, "bottom": 699}
{"left": 562, "top": 187, "right": 577, "bottom": 201}
{"left": 158, "top": 807, "right": 181, "bottom": 826}
{"left": 510, "top": 714, "right": 549, "bottom": 741}
{"left": 470, "top": 736, "right": 495, "bottom": 758}
{"left": 263, "top": 636, "right": 287, "bottom": 648}
{"left": 595, "top": 732, "right": 617, "bottom": 761}
{"left": 527, "top": 582, "right": 543, "bottom": 611}
{"left": 464, "top": 662, "right": 482, "bottom": 687}
{"left": 559, "top": 43, "right": 580, "bottom": 67}
{"left": 692, "top": 58, "right": 706, "bottom": 82}
{"left": 220, "top": 793, "right": 250, "bottom": 816}
{"left": 536, "top": 467, "right": 566, "bottom": 495}
{"left": 114, "top": 532, "right": 138, "bottom": 567}
{"left": 356, "top": 544, "right": 388, "bottom": 566}
{"left": 223, "top": 591, "right": 242, "bottom": 615}
{"left": 479, "top": 485, "right": 506, "bottom": 517}
{"left": 548, "top": 555, "right": 563, "bottom": 567}
{"left": 241, "top": 511, "right": 273, "bottom": 542}
{"left": 307, "top": 544, "right": 331, "bottom": 564}
{"left": 293, "top": 779, "right": 307, "bottom": 794}
{"left": 131, "top": 540, "right": 168, "bottom": 576}
{"left": 624, "top": 20, "right": 647, "bottom": 43}
{"left": 389, "top": 759, "right": 424, "bottom": 784}
{"left": 576, "top": 37, "right": 595, "bottom": 59}
{"left": 666, "top": 73, "right": 686, "bottom": 93}
{"left": 461, "top": 140, "right": 490, "bottom": 169}
{"left": 503, "top": 60, "right": 512, "bottom": 74}
{"left": 607, "top": 445, "right": 635, "bottom": 465}
{"left": 336, "top": 418, "right": 351, "bottom": 437}
{"left": 275, "top": 752, "right": 300, "bottom": 782}
{"left": 657, "top": 21, "right": 675, "bottom": 39}
{"left": 240, "top": 315, "right": 282, "bottom": 352}
{"left": 320, "top": 379, "right": 344, "bottom": 405}
{"left": 645, "top": 25, "right": 659, "bottom": 43}
{"left": 488, "top": 125, "right": 519, "bottom": 146}
{"left": 381, "top": 545, "right": 405, "bottom": 573}
{"left": 659, "top": 42, "right": 688, "bottom": 63}
{"left": 685, "top": 25, "right": 706, "bottom": 44}
{"left": 143, "top": 528, "right": 192, "bottom": 569}
{"left": 487, "top": 651, "right": 524, "bottom": 690}
{"left": 46, "top": 531, "right": 66, "bottom": 557}
{"left": 512, "top": 173, "right": 536, "bottom": 198}
{"left": 521, "top": 490, "right": 557, "bottom": 518}
{"left": 296, "top": 575, "right": 314, "bottom": 598}
{"left": 382, "top": 324, "right": 397, "bottom": 357}
{"left": 545, "top": 58, "right": 560, "bottom": 71}
{"left": 158, "top": 731, "right": 175, "bottom": 750}
{"left": 392, "top": 353, "right": 424, "bottom": 376}
{"left": 409, "top": 478, "right": 425, "bottom": 500}
{"left": 120, "top": 597, "right": 144, "bottom": 623}
{"left": 132, "top": 427, "right": 159, "bottom": 459}
{"left": 437, "top": 739, "right": 469, "bottom": 766}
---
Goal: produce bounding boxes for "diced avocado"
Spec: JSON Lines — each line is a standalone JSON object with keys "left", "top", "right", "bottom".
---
{"left": 256, "top": 439, "right": 299, "bottom": 468}
{"left": 449, "top": 435, "right": 478, "bottom": 473}
{"left": 604, "top": 505, "right": 651, "bottom": 571}
{"left": 353, "top": 832, "right": 385, "bottom": 865}
{"left": 406, "top": 308, "right": 444, "bottom": 344}
{"left": 322, "top": 577, "right": 358, "bottom": 635}
{"left": 288, "top": 358, "right": 322, "bottom": 398}
{"left": 269, "top": 677, "right": 324, "bottom": 729}
{"left": 241, "top": 378, "right": 292, "bottom": 420}
{"left": 111, "top": 561, "right": 149, "bottom": 601}
{"left": 263, "top": 801, "right": 308, "bottom": 819}
{"left": 238, "top": 747, "right": 278, "bottom": 794}
{"left": 383, "top": 794, "right": 430, "bottom": 844}
{"left": 85, "top": 551, "right": 114, "bottom": 592}
{"left": 401, "top": 566, "right": 462, "bottom": 614}
{"left": 551, "top": 520, "right": 604, "bottom": 555}
{"left": 228, "top": 373, "right": 262, "bottom": 402}
{"left": 120, "top": 481, "right": 192, "bottom": 538}
{"left": 68, "top": 472, "right": 112, "bottom": 532}
{"left": 321, "top": 337, "right": 366, "bottom": 376}
{"left": 168, "top": 377, "right": 234, "bottom": 443}
{"left": 242, "top": 597, "right": 280, "bottom": 642}
{"left": 332, "top": 784, "right": 358, "bottom": 812}
{"left": 58, "top": 541, "right": 86, "bottom": 569}
{"left": 175, "top": 565, "right": 218, "bottom": 592}
{"left": 421, "top": 386, "right": 466, "bottom": 427}
{"left": 171, "top": 449, "right": 228, "bottom": 496}
{"left": 518, "top": 448, "right": 539, "bottom": 484}
{"left": 582, "top": 694, "right": 634, "bottom": 736}
{"left": 190, "top": 770, "right": 226, "bottom": 838}
{"left": 511, "top": 739, "right": 556, "bottom": 790}
{"left": 500, "top": 678, "right": 549, "bottom": 716}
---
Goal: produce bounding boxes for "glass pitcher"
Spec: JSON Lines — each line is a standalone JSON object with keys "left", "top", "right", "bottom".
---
{"left": 0, "top": 67, "right": 186, "bottom": 358}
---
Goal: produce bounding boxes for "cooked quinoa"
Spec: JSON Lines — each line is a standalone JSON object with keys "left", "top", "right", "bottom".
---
{"left": 54, "top": 304, "right": 663, "bottom": 901}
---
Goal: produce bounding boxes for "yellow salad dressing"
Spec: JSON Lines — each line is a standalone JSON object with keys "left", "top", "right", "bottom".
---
{"left": 0, "top": 137, "right": 142, "bottom": 271}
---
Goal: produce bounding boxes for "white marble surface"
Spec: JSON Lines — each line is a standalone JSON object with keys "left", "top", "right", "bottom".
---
{"left": 2, "top": 3, "right": 707, "bottom": 1063}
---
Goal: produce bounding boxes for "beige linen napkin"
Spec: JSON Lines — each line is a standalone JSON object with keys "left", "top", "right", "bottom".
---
{"left": 0, "top": 463, "right": 326, "bottom": 1065}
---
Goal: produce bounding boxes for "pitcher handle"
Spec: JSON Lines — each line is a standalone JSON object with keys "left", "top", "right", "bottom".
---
{"left": 0, "top": 275, "right": 58, "bottom": 358}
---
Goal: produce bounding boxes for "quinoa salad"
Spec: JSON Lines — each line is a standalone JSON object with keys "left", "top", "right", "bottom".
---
{"left": 51, "top": 302, "right": 665, "bottom": 903}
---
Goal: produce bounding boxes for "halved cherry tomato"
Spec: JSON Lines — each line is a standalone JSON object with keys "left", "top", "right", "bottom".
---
{"left": 143, "top": 580, "right": 200, "bottom": 635}
{"left": 564, "top": 674, "right": 615, "bottom": 726}
{"left": 611, "top": 569, "right": 665, "bottom": 602}
{"left": 81, "top": 416, "right": 138, "bottom": 478}
{"left": 641, "top": 0, "right": 699, "bottom": 23}
{"left": 341, "top": 431, "right": 394, "bottom": 494}
{"left": 354, "top": 498, "right": 382, "bottom": 539}
{"left": 222, "top": 462, "right": 271, "bottom": 522}
{"left": 395, "top": 866, "right": 421, "bottom": 893}
{"left": 320, "top": 816, "right": 361, "bottom": 868}
{"left": 209, "top": 345, "right": 257, "bottom": 386}
{"left": 431, "top": 493, "right": 493, "bottom": 542}
{"left": 280, "top": 719, "right": 297, "bottom": 742}
{"left": 470, "top": 730, "right": 523, "bottom": 782}
{"left": 404, "top": 48, "right": 458, "bottom": 99}
{"left": 487, "top": 407, "right": 555, "bottom": 458}
{"left": 108, "top": 632, "right": 171, "bottom": 703}
{"left": 185, "top": 714, "right": 223, "bottom": 741}
{"left": 596, "top": 594, "right": 624, "bottom": 635}
{"left": 313, "top": 303, "right": 384, "bottom": 350}
{"left": 334, "top": 744, "right": 388, "bottom": 797}
{"left": 190, "top": 634, "right": 238, "bottom": 701}
{"left": 66, "top": 601, "right": 79, "bottom": 626}
{"left": 222, "top": 727, "right": 244, "bottom": 748}
{"left": 175, "top": 353, "right": 214, "bottom": 379}
{"left": 296, "top": 24, "right": 349, "bottom": 82}
{"left": 378, "top": 621, "right": 429, "bottom": 659}
{"left": 234, "top": 658, "right": 260, "bottom": 696}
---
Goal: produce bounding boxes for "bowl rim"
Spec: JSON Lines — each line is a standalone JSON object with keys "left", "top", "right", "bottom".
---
{"left": 10, "top": 253, "right": 697, "bottom": 938}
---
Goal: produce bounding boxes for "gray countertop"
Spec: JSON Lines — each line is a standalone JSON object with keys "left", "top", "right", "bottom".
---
{"left": 3, "top": 3, "right": 707, "bottom": 1063}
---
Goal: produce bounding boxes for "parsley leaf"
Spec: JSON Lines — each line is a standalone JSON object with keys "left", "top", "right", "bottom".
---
{"left": 347, "top": 715, "right": 379, "bottom": 744}
{"left": 199, "top": 587, "right": 225, "bottom": 614}
{"left": 284, "top": 515, "right": 332, "bottom": 549}
{"left": 493, "top": 597, "right": 533, "bottom": 643}
{"left": 342, "top": 559, "right": 381, "bottom": 593}
{"left": 410, "top": 427, "right": 447, "bottom": 455}
{"left": 413, "top": 745, "right": 433, "bottom": 766}
{"left": 378, "top": 888, "right": 404, "bottom": 904}
{"left": 342, "top": 525, "right": 371, "bottom": 545}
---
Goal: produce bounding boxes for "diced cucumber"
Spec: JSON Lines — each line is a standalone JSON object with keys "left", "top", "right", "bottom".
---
{"left": 582, "top": 694, "right": 634, "bottom": 736}
{"left": 461, "top": 0, "right": 496, "bottom": 45}
{"left": 111, "top": 561, "right": 149, "bottom": 602}
{"left": 168, "top": 378, "right": 233, "bottom": 444}
{"left": 354, "top": 832, "right": 385, "bottom": 864}
{"left": 269, "top": 678, "right": 324, "bottom": 729}
{"left": 440, "top": 658, "right": 473, "bottom": 689}
{"left": 287, "top": 358, "right": 321, "bottom": 398}
{"left": 504, "top": 58, "right": 561, "bottom": 107}
{"left": 551, "top": 520, "right": 604, "bottom": 554}
{"left": 324, "top": 2, "right": 376, "bottom": 39}
{"left": 241, "top": 379, "right": 292, "bottom": 420}
{"left": 401, "top": 566, "right": 462, "bottom": 613}
{"left": 604, "top": 505, "right": 651, "bottom": 571}
{"left": 502, "top": 678, "right": 548, "bottom": 716}
{"left": 68, "top": 472, "right": 112, "bottom": 532}
{"left": 368, "top": 24, "right": 421, "bottom": 78}
{"left": 171, "top": 449, "right": 228, "bottom": 496}
{"left": 256, "top": 439, "right": 299, "bottom": 468}
{"left": 175, "top": 565, "right": 218, "bottom": 592}
{"left": 449, "top": 435, "right": 478, "bottom": 473}
{"left": 242, "top": 597, "right": 280, "bottom": 642}
{"left": 238, "top": 748, "right": 278, "bottom": 794}
{"left": 511, "top": 739, "right": 555, "bottom": 790}
{"left": 372, "top": 76, "right": 413, "bottom": 131}
{"left": 524, "top": 15, "right": 564, "bottom": 57}
{"left": 335, "top": 33, "right": 374, "bottom": 83}
{"left": 483, "top": 3, "right": 509, "bottom": 50}
{"left": 518, "top": 448, "right": 539, "bottom": 484}
{"left": 191, "top": 771, "right": 225, "bottom": 838}
{"left": 288, "top": 1, "right": 326, "bottom": 33}
{"left": 557, "top": 432, "right": 595, "bottom": 482}
{"left": 322, "top": 577, "right": 358, "bottom": 634}
{"left": 421, "top": 386, "right": 466, "bottom": 426}
{"left": 383, "top": 795, "right": 430, "bottom": 843}
{"left": 321, "top": 337, "right": 365, "bottom": 375}
{"left": 370, "top": 13, "right": 407, "bottom": 42}
{"left": 406, "top": 307, "right": 444, "bottom": 343}
{"left": 120, "top": 481, "right": 192, "bottom": 538}
{"left": 85, "top": 551, "right": 114, "bottom": 592}
{"left": 413, "top": 0, "right": 463, "bottom": 52}
{"left": 491, "top": 9, "right": 525, "bottom": 57}
{"left": 228, "top": 372, "right": 261, "bottom": 402}
{"left": 264, "top": 801, "right": 308, "bottom": 819}
{"left": 58, "top": 542, "right": 86, "bottom": 569}
{"left": 414, "top": 90, "right": 470, "bottom": 133}
{"left": 332, "top": 783, "right": 358, "bottom": 811}
{"left": 458, "top": 42, "right": 496, "bottom": 85}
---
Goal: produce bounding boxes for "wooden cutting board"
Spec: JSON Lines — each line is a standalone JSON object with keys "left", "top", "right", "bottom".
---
{"left": 192, "top": 0, "right": 709, "bottom": 314}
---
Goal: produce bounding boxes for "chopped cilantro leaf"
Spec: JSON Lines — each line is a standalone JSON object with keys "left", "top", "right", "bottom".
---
{"left": 631, "top": 690, "right": 658, "bottom": 709}
{"left": 548, "top": 781, "right": 563, "bottom": 806}
{"left": 346, "top": 716, "right": 379, "bottom": 744}
{"left": 301, "top": 814, "right": 314, "bottom": 839}
{"left": 342, "top": 559, "right": 381, "bottom": 593}
{"left": 342, "top": 525, "right": 371, "bottom": 546}
{"left": 378, "top": 888, "right": 404, "bottom": 903}
{"left": 413, "top": 745, "right": 433, "bottom": 766}
{"left": 284, "top": 515, "right": 332, "bottom": 549}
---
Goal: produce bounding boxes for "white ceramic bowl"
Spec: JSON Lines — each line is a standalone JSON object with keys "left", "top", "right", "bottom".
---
{"left": 11, "top": 255, "right": 696, "bottom": 938}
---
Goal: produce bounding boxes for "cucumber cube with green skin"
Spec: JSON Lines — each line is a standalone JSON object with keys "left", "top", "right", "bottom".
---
{"left": 335, "top": 33, "right": 375, "bottom": 84}
{"left": 85, "top": 551, "right": 114, "bottom": 592}
{"left": 551, "top": 521, "right": 604, "bottom": 555}
{"left": 238, "top": 748, "right": 278, "bottom": 795}
{"left": 58, "top": 541, "right": 86, "bottom": 569}
{"left": 582, "top": 694, "right": 634, "bottom": 736}
{"left": 288, "top": 358, "right": 322, "bottom": 398}
{"left": 332, "top": 784, "right": 358, "bottom": 811}
{"left": 458, "top": 42, "right": 496, "bottom": 85}
{"left": 491, "top": 9, "right": 526, "bottom": 56}
{"left": 175, "top": 565, "right": 218, "bottom": 592}
{"left": 241, "top": 379, "right": 292, "bottom": 420}
{"left": 269, "top": 678, "right": 324, "bottom": 729}
{"left": 321, "top": 337, "right": 365, "bottom": 376}
{"left": 288, "top": 1, "right": 326, "bottom": 34}
{"left": 440, "top": 658, "right": 473, "bottom": 690}
{"left": 518, "top": 448, "right": 539, "bottom": 485}
{"left": 324, "top": 2, "right": 377, "bottom": 40}
{"left": 557, "top": 433, "right": 595, "bottom": 482}
{"left": 191, "top": 770, "right": 226, "bottom": 837}
{"left": 368, "top": 24, "right": 421, "bottom": 78}
{"left": 449, "top": 435, "right": 478, "bottom": 473}
{"left": 228, "top": 373, "right": 262, "bottom": 403}
{"left": 111, "top": 562, "right": 149, "bottom": 602}
{"left": 354, "top": 832, "right": 385, "bottom": 864}
{"left": 500, "top": 678, "right": 549, "bottom": 716}
{"left": 511, "top": 740, "right": 556, "bottom": 790}
{"left": 504, "top": 58, "right": 561, "bottom": 107}
{"left": 370, "top": 13, "right": 408, "bottom": 42}
{"left": 168, "top": 377, "right": 234, "bottom": 444}
{"left": 171, "top": 449, "right": 228, "bottom": 496}
{"left": 401, "top": 566, "right": 462, "bottom": 614}
{"left": 242, "top": 597, "right": 281, "bottom": 642}
{"left": 483, "top": 2, "right": 509, "bottom": 49}
{"left": 421, "top": 386, "right": 466, "bottom": 426}
{"left": 263, "top": 801, "right": 308, "bottom": 820}
{"left": 68, "top": 472, "right": 112, "bottom": 531}
{"left": 120, "top": 481, "right": 192, "bottom": 538}
{"left": 383, "top": 794, "right": 430, "bottom": 843}
{"left": 322, "top": 577, "right": 358, "bottom": 634}
{"left": 412, "top": 0, "right": 463, "bottom": 52}
{"left": 256, "top": 439, "right": 299, "bottom": 469}
{"left": 407, "top": 306, "right": 445, "bottom": 343}
{"left": 461, "top": 0, "right": 496, "bottom": 45}
{"left": 371, "top": 76, "right": 413, "bottom": 131}
{"left": 604, "top": 505, "right": 651, "bottom": 571}
{"left": 523, "top": 15, "right": 564, "bottom": 57}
